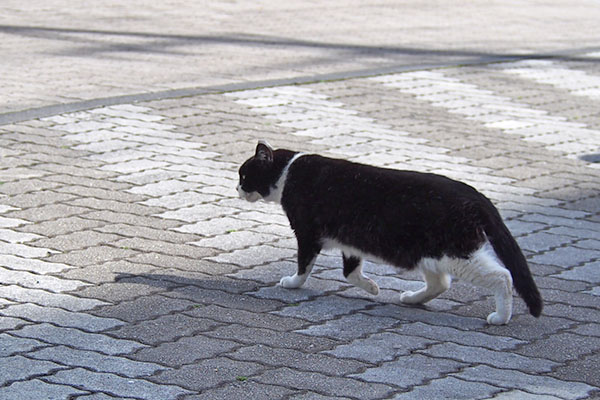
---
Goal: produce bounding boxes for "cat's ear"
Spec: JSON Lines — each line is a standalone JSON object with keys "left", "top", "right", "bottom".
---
{"left": 255, "top": 140, "right": 274, "bottom": 163}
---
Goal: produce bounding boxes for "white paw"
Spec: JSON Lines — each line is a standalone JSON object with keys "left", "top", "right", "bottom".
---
{"left": 279, "top": 275, "right": 304, "bottom": 289}
{"left": 362, "top": 280, "right": 380, "bottom": 296}
{"left": 400, "top": 290, "right": 421, "bottom": 304}
{"left": 486, "top": 312, "right": 510, "bottom": 325}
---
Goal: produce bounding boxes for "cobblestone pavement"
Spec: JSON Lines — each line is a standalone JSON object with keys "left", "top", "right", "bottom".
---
{"left": 2, "top": 54, "right": 600, "bottom": 399}
{"left": 2, "top": 2, "right": 600, "bottom": 400}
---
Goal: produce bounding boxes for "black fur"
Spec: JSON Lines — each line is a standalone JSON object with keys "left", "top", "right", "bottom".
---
{"left": 238, "top": 143, "right": 542, "bottom": 317}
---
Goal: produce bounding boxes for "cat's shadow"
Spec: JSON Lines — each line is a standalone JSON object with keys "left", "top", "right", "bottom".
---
{"left": 112, "top": 271, "right": 326, "bottom": 305}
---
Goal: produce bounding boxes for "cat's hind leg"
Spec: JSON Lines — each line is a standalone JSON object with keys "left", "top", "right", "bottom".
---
{"left": 400, "top": 267, "right": 451, "bottom": 305}
{"left": 280, "top": 239, "right": 321, "bottom": 289}
{"left": 343, "top": 254, "right": 379, "bottom": 295}
{"left": 448, "top": 246, "right": 513, "bottom": 325}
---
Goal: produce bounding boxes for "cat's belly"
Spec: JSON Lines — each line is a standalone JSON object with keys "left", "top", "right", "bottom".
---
{"left": 321, "top": 238, "right": 390, "bottom": 265}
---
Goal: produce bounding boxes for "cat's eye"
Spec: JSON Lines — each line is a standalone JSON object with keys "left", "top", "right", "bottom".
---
{"left": 240, "top": 175, "right": 246, "bottom": 183}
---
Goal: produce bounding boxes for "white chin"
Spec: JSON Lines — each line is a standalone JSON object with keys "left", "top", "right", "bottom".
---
{"left": 242, "top": 192, "right": 261, "bottom": 202}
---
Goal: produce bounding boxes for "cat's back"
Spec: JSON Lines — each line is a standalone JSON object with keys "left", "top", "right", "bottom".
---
{"left": 285, "top": 154, "right": 482, "bottom": 204}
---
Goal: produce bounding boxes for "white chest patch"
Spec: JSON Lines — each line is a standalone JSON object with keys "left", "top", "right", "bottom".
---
{"left": 263, "top": 152, "right": 306, "bottom": 204}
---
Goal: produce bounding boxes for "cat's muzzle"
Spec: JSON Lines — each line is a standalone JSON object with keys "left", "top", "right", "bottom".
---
{"left": 237, "top": 185, "right": 261, "bottom": 202}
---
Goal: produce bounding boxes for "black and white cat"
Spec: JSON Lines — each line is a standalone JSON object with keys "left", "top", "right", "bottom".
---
{"left": 237, "top": 141, "right": 542, "bottom": 325}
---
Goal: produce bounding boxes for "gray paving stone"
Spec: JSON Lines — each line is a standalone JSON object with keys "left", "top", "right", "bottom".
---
{"left": 549, "top": 352, "right": 600, "bottom": 388}
{"left": 0, "top": 303, "right": 124, "bottom": 332}
{"left": 165, "top": 286, "right": 283, "bottom": 312}
{"left": 11, "top": 323, "right": 146, "bottom": 355}
{"left": 0, "top": 241, "right": 57, "bottom": 258}
{"left": 295, "top": 311, "right": 399, "bottom": 340}
{"left": 542, "top": 303, "right": 600, "bottom": 322}
{"left": 182, "top": 381, "right": 294, "bottom": 400}
{"left": 46, "top": 368, "right": 192, "bottom": 399}
{"left": 0, "top": 228, "right": 43, "bottom": 244}
{"left": 255, "top": 367, "right": 395, "bottom": 398}
{"left": 46, "top": 245, "right": 138, "bottom": 267}
{"left": 90, "top": 294, "right": 196, "bottom": 323}
{"left": 75, "top": 393, "right": 137, "bottom": 400}
{"left": 486, "top": 390, "right": 563, "bottom": 400}
{"left": 351, "top": 354, "right": 466, "bottom": 388}
{"left": 0, "top": 379, "right": 88, "bottom": 400}
{"left": 174, "top": 216, "right": 257, "bottom": 236}
{"left": 553, "top": 261, "right": 600, "bottom": 283}
{"left": 0, "top": 316, "right": 29, "bottom": 331}
{"left": 420, "top": 342, "right": 558, "bottom": 373}
{"left": 229, "top": 344, "right": 366, "bottom": 375}
{"left": 131, "top": 335, "right": 240, "bottom": 367}
{"left": 72, "top": 279, "right": 169, "bottom": 303}
{"left": 61, "top": 260, "right": 157, "bottom": 285}
{"left": 0, "top": 355, "right": 65, "bottom": 386}
{"left": 0, "top": 254, "right": 72, "bottom": 274}
{"left": 109, "top": 313, "right": 222, "bottom": 345}
{"left": 395, "top": 321, "right": 526, "bottom": 351}
{"left": 531, "top": 247, "right": 599, "bottom": 268}
{"left": 205, "top": 323, "right": 340, "bottom": 352}
{"left": 365, "top": 304, "right": 487, "bottom": 331}
{"left": 287, "top": 393, "right": 354, "bottom": 400}
{"left": 273, "top": 295, "right": 372, "bottom": 322}
{"left": 0, "top": 333, "right": 48, "bottom": 356}
{"left": 6, "top": 203, "right": 90, "bottom": 222}
{"left": 324, "top": 331, "right": 436, "bottom": 363}
{"left": 393, "top": 376, "right": 501, "bottom": 400}
{"left": 208, "top": 245, "right": 296, "bottom": 268}
{"left": 0, "top": 267, "right": 91, "bottom": 293}
{"left": 516, "top": 231, "right": 575, "bottom": 252}
{"left": 32, "top": 231, "right": 121, "bottom": 252}
{"left": 185, "top": 304, "right": 308, "bottom": 332}
{"left": 149, "top": 357, "right": 265, "bottom": 391}
{"left": 18, "top": 216, "right": 105, "bottom": 237}
{"left": 28, "top": 345, "right": 167, "bottom": 377}
{"left": 453, "top": 365, "right": 595, "bottom": 400}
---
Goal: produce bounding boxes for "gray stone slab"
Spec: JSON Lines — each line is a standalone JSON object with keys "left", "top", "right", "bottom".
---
{"left": 272, "top": 295, "right": 372, "bottom": 322}
{"left": 351, "top": 354, "right": 466, "bottom": 388}
{"left": 0, "top": 303, "right": 124, "bottom": 332}
{"left": 420, "top": 342, "right": 558, "bottom": 373}
{"left": 229, "top": 344, "right": 366, "bottom": 375}
{"left": 295, "top": 311, "right": 399, "bottom": 340}
{"left": 204, "top": 323, "right": 340, "bottom": 352}
{"left": 150, "top": 357, "right": 265, "bottom": 392}
{"left": 109, "top": 313, "right": 222, "bottom": 345}
{"left": 131, "top": 335, "right": 240, "bottom": 367}
{"left": 0, "top": 379, "right": 88, "bottom": 400}
{"left": 182, "top": 381, "right": 294, "bottom": 400}
{"left": 0, "top": 355, "right": 65, "bottom": 386}
{"left": 324, "top": 332, "right": 436, "bottom": 363}
{"left": 28, "top": 345, "right": 167, "bottom": 378}
{"left": 256, "top": 367, "right": 395, "bottom": 399}
{"left": 46, "top": 368, "right": 192, "bottom": 399}
{"left": 11, "top": 323, "right": 146, "bottom": 355}
{"left": 0, "top": 333, "right": 48, "bottom": 357}
{"left": 395, "top": 321, "right": 526, "bottom": 351}
{"left": 393, "top": 376, "right": 501, "bottom": 400}
{"left": 453, "top": 365, "right": 595, "bottom": 400}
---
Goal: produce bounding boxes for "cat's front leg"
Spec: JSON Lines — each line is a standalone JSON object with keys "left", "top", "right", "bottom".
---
{"left": 280, "top": 239, "right": 321, "bottom": 289}
{"left": 343, "top": 254, "right": 379, "bottom": 295}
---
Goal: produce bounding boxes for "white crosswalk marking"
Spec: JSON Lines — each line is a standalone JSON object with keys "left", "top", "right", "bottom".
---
{"left": 371, "top": 70, "right": 600, "bottom": 168}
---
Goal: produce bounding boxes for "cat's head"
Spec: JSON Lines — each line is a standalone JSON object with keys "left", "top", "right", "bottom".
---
{"left": 237, "top": 140, "right": 277, "bottom": 203}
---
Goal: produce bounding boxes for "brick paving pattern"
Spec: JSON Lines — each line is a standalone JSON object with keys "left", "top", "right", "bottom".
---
{"left": 1, "top": 1, "right": 600, "bottom": 399}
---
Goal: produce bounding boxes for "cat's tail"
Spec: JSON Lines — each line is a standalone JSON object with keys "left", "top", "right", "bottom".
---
{"left": 482, "top": 206, "right": 543, "bottom": 318}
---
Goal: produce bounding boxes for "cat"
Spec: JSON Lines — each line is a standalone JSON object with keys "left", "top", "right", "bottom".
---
{"left": 237, "top": 140, "right": 542, "bottom": 325}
